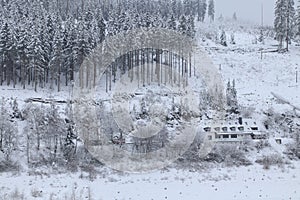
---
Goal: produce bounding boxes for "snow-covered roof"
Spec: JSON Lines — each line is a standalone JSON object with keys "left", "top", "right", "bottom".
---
{"left": 200, "top": 118, "right": 266, "bottom": 133}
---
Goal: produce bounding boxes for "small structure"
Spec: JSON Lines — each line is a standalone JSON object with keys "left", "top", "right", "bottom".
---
{"left": 275, "top": 138, "right": 282, "bottom": 144}
{"left": 200, "top": 117, "right": 267, "bottom": 143}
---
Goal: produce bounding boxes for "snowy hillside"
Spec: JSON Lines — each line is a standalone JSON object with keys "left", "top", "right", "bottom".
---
{"left": 0, "top": 18, "right": 300, "bottom": 200}
{"left": 1, "top": 0, "right": 300, "bottom": 196}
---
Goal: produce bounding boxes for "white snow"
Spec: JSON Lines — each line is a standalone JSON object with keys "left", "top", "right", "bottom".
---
{"left": 1, "top": 20, "right": 300, "bottom": 200}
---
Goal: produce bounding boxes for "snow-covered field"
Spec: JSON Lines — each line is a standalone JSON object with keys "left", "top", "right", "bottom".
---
{"left": 1, "top": 20, "right": 300, "bottom": 200}
{"left": 0, "top": 163, "right": 299, "bottom": 200}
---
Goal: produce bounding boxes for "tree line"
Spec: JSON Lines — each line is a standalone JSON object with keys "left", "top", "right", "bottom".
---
{"left": 0, "top": 0, "right": 215, "bottom": 92}
{"left": 274, "top": 0, "right": 300, "bottom": 51}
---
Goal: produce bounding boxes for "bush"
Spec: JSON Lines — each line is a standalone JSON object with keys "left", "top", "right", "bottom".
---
{"left": 31, "top": 188, "right": 43, "bottom": 198}
{"left": 255, "top": 154, "right": 285, "bottom": 169}
{"left": 255, "top": 140, "right": 271, "bottom": 150}
{"left": 205, "top": 143, "right": 252, "bottom": 167}
{"left": 0, "top": 160, "right": 19, "bottom": 172}
{"left": 286, "top": 142, "right": 300, "bottom": 159}
{"left": 10, "top": 188, "right": 25, "bottom": 200}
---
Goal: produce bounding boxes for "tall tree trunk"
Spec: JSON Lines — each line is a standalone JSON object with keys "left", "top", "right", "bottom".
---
{"left": 34, "top": 60, "right": 38, "bottom": 92}
{"left": 0, "top": 60, "right": 3, "bottom": 86}
{"left": 170, "top": 51, "right": 172, "bottom": 85}
{"left": 93, "top": 56, "right": 97, "bottom": 88}
{"left": 286, "top": 9, "right": 290, "bottom": 51}
{"left": 13, "top": 60, "right": 16, "bottom": 88}
{"left": 58, "top": 63, "right": 61, "bottom": 92}
{"left": 27, "top": 132, "right": 30, "bottom": 164}
{"left": 156, "top": 49, "right": 160, "bottom": 85}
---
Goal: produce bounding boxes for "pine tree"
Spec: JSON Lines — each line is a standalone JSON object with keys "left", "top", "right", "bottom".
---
{"left": 170, "top": 0, "right": 178, "bottom": 19}
{"left": 187, "top": 15, "right": 196, "bottom": 38}
{"left": 45, "top": 103, "right": 65, "bottom": 162}
{"left": 27, "top": 28, "right": 45, "bottom": 92}
{"left": 15, "top": 25, "right": 29, "bottom": 89}
{"left": 218, "top": 14, "right": 224, "bottom": 21}
{"left": 220, "top": 30, "right": 227, "bottom": 46}
{"left": 274, "top": 0, "right": 295, "bottom": 51}
{"left": 0, "top": 97, "right": 17, "bottom": 161}
{"left": 297, "top": 2, "right": 300, "bottom": 36}
{"left": 98, "top": 16, "right": 106, "bottom": 43}
{"left": 179, "top": 15, "right": 187, "bottom": 35}
{"left": 233, "top": 12, "right": 237, "bottom": 21}
{"left": 167, "top": 14, "right": 177, "bottom": 30}
{"left": 258, "top": 29, "right": 265, "bottom": 44}
{"left": 226, "top": 80, "right": 238, "bottom": 112}
{"left": 286, "top": 0, "right": 296, "bottom": 51}
{"left": 230, "top": 33, "right": 236, "bottom": 44}
{"left": 0, "top": 22, "right": 13, "bottom": 86}
{"left": 183, "top": 0, "right": 193, "bottom": 16}
{"left": 208, "top": 0, "right": 215, "bottom": 22}
{"left": 275, "top": 0, "right": 287, "bottom": 50}
{"left": 197, "top": 0, "right": 207, "bottom": 22}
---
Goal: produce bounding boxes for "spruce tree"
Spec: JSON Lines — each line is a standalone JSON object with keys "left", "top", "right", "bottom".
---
{"left": 27, "top": 32, "right": 44, "bottom": 91}
{"left": 187, "top": 15, "right": 196, "bottom": 38}
{"left": 208, "top": 0, "right": 215, "bottom": 22}
{"left": 274, "top": 0, "right": 295, "bottom": 51}
{"left": 286, "top": 0, "right": 296, "bottom": 51}
{"left": 179, "top": 15, "right": 187, "bottom": 35}
{"left": 233, "top": 12, "right": 237, "bottom": 21}
{"left": 183, "top": 0, "right": 192, "bottom": 16}
{"left": 230, "top": 33, "right": 236, "bottom": 44}
{"left": 258, "top": 29, "right": 264, "bottom": 44}
{"left": 0, "top": 22, "right": 12, "bottom": 85}
{"left": 220, "top": 30, "right": 227, "bottom": 46}
{"left": 167, "top": 14, "right": 177, "bottom": 31}
{"left": 15, "top": 26, "right": 29, "bottom": 88}
{"left": 199, "top": 0, "right": 207, "bottom": 22}
{"left": 297, "top": 2, "right": 300, "bottom": 36}
{"left": 275, "top": 0, "right": 287, "bottom": 50}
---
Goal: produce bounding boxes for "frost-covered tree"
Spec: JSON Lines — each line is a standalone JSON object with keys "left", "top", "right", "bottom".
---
{"left": 274, "top": 0, "right": 295, "bottom": 51}
{"left": 274, "top": 0, "right": 286, "bottom": 50}
{"left": 258, "top": 29, "right": 265, "bottom": 44}
{"left": 187, "top": 15, "right": 196, "bottom": 38}
{"left": 23, "top": 104, "right": 46, "bottom": 155}
{"left": 167, "top": 14, "right": 177, "bottom": 30}
{"left": 0, "top": 22, "right": 14, "bottom": 86}
{"left": 23, "top": 103, "right": 67, "bottom": 165}
{"left": 179, "top": 15, "right": 187, "bottom": 35}
{"left": 218, "top": 14, "right": 224, "bottom": 21}
{"left": 208, "top": 0, "right": 215, "bottom": 22}
{"left": 233, "top": 12, "right": 237, "bottom": 21}
{"left": 64, "top": 119, "right": 78, "bottom": 161}
{"left": 220, "top": 30, "right": 227, "bottom": 46}
{"left": 11, "top": 98, "right": 21, "bottom": 119}
{"left": 45, "top": 103, "right": 66, "bottom": 163}
{"left": 183, "top": 0, "right": 192, "bottom": 16}
{"left": 197, "top": 0, "right": 207, "bottom": 22}
{"left": 226, "top": 80, "right": 238, "bottom": 112}
{"left": 0, "top": 97, "right": 17, "bottom": 161}
{"left": 286, "top": 0, "right": 296, "bottom": 50}
{"left": 230, "top": 33, "right": 236, "bottom": 44}
{"left": 15, "top": 25, "right": 29, "bottom": 89}
{"left": 297, "top": 1, "right": 300, "bottom": 36}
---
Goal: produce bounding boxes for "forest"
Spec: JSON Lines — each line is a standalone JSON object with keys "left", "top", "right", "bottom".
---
{"left": 0, "top": 0, "right": 213, "bottom": 92}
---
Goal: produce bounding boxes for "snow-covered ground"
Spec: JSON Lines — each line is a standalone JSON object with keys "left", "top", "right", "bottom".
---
{"left": 1, "top": 20, "right": 300, "bottom": 200}
{"left": 198, "top": 22, "right": 300, "bottom": 115}
{"left": 0, "top": 163, "right": 299, "bottom": 200}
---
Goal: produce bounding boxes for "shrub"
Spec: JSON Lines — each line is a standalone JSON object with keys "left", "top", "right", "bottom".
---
{"left": 205, "top": 143, "right": 252, "bottom": 167}
{"left": 255, "top": 154, "right": 284, "bottom": 169}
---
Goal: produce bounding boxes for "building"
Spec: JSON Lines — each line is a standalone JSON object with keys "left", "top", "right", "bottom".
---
{"left": 200, "top": 117, "right": 267, "bottom": 143}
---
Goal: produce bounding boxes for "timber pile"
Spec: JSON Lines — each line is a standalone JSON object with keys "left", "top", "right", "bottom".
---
{"left": 24, "top": 98, "right": 70, "bottom": 104}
